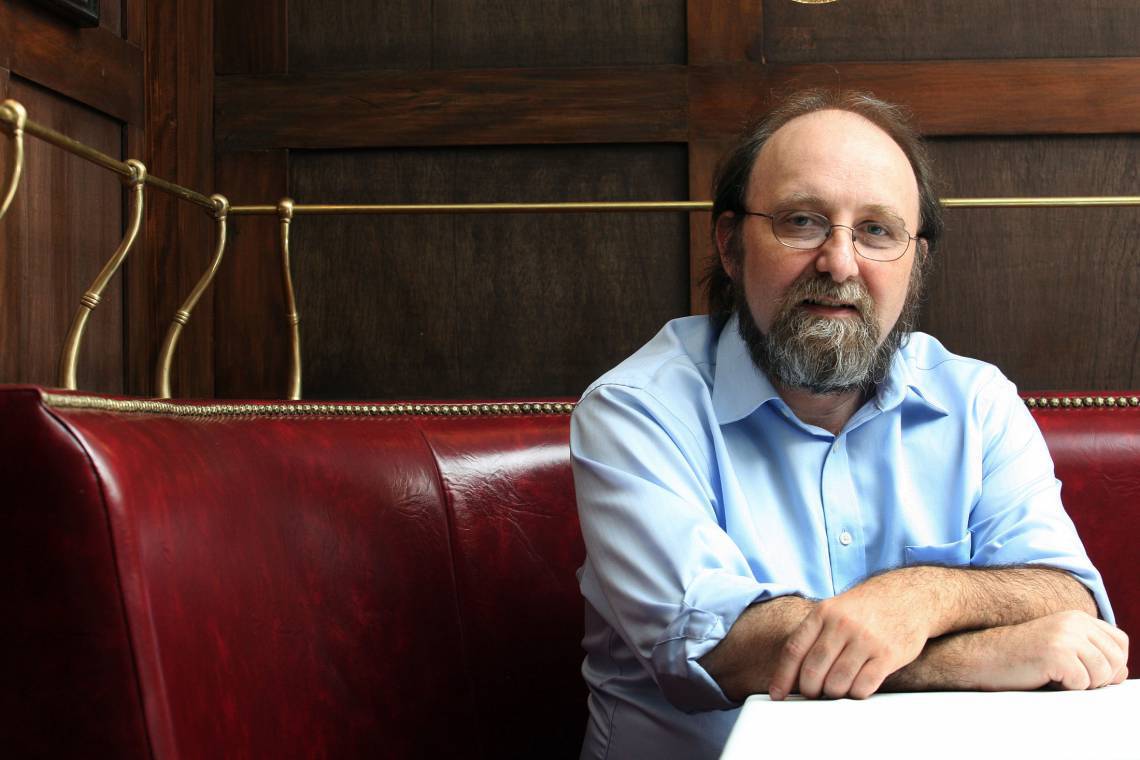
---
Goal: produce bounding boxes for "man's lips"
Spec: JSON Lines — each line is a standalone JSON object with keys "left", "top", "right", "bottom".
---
{"left": 800, "top": 298, "right": 860, "bottom": 315}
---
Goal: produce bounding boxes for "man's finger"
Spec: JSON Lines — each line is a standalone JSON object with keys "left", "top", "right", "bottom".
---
{"left": 847, "top": 656, "right": 891, "bottom": 700}
{"left": 796, "top": 626, "right": 847, "bottom": 699}
{"left": 768, "top": 613, "right": 822, "bottom": 700}
{"left": 820, "top": 642, "right": 867, "bottom": 699}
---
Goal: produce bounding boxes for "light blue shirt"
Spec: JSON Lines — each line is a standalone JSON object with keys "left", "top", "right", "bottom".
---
{"left": 571, "top": 315, "right": 1112, "bottom": 760}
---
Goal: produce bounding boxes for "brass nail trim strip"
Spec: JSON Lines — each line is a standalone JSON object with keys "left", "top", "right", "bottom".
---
{"left": 58, "top": 161, "right": 148, "bottom": 391}
{"left": 37, "top": 391, "right": 1137, "bottom": 417}
{"left": 1024, "top": 395, "right": 1140, "bottom": 409}
{"left": 155, "top": 195, "right": 231, "bottom": 399}
{"left": 41, "top": 392, "right": 576, "bottom": 417}
{"left": 0, "top": 100, "right": 27, "bottom": 221}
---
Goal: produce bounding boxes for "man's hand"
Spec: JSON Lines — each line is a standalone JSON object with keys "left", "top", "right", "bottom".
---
{"left": 940, "top": 610, "right": 1129, "bottom": 692}
{"left": 768, "top": 570, "right": 939, "bottom": 700}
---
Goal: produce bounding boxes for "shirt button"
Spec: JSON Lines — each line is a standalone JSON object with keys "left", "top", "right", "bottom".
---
{"left": 839, "top": 531, "right": 853, "bottom": 546}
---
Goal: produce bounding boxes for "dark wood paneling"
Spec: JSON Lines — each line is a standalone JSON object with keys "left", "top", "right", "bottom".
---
{"left": 216, "top": 66, "right": 689, "bottom": 150}
{"left": 919, "top": 136, "right": 1139, "bottom": 391}
{"left": 98, "top": 0, "right": 122, "bottom": 37}
{"left": 132, "top": 0, "right": 215, "bottom": 397}
{"left": 213, "top": 150, "right": 290, "bottom": 399}
{"left": 286, "top": 145, "right": 689, "bottom": 400}
{"left": 288, "top": 0, "right": 429, "bottom": 72}
{"left": 215, "top": 0, "right": 287, "bottom": 75}
{"left": 764, "top": 0, "right": 1140, "bottom": 63}
{"left": 430, "top": 0, "right": 686, "bottom": 69}
{"left": 687, "top": 0, "right": 763, "bottom": 64}
{"left": 690, "top": 59, "right": 1140, "bottom": 139}
{"left": 288, "top": 0, "right": 685, "bottom": 72}
{"left": 0, "top": 1, "right": 142, "bottom": 125}
{"left": 0, "top": 78, "right": 123, "bottom": 392}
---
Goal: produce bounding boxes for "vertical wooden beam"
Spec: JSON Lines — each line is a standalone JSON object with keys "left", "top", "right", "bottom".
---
{"left": 686, "top": 1, "right": 763, "bottom": 313}
{"left": 131, "top": 0, "right": 215, "bottom": 397}
{"left": 214, "top": 0, "right": 289, "bottom": 398}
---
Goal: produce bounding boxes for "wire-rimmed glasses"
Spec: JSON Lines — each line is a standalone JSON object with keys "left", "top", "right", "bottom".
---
{"left": 742, "top": 209, "right": 917, "bottom": 262}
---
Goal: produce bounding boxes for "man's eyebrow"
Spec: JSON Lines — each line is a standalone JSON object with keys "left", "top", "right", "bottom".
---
{"left": 775, "top": 193, "right": 907, "bottom": 224}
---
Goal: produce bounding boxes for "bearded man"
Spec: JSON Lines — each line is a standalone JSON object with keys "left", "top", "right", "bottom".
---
{"left": 571, "top": 91, "right": 1128, "bottom": 760}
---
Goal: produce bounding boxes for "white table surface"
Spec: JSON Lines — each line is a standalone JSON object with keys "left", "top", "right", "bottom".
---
{"left": 720, "top": 679, "right": 1140, "bottom": 760}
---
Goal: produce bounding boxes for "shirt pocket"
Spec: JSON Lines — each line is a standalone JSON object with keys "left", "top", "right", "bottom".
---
{"left": 904, "top": 533, "right": 972, "bottom": 567}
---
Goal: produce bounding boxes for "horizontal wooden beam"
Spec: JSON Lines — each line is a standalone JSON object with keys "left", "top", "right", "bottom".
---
{"left": 0, "top": 2, "right": 143, "bottom": 125}
{"left": 218, "top": 58, "right": 1140, "bottom": 150}
{"left": 691, "top": 58, "right": 1140, "bottom": 137}
{"left": 215, "top": 66, "right": 689, "bottom": 150}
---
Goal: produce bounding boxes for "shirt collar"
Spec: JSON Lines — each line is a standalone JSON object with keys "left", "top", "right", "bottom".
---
{"left": 711, "top": 315, "right": 949, "bottom": 424}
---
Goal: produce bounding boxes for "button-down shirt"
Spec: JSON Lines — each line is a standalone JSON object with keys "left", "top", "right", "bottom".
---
{"left": 572, "top": 315, "right": 1112, "bottom": 760}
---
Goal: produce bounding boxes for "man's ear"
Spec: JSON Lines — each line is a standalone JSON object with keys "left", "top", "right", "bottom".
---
{"left": 714, "top": 212, "right": 739, "bottom": 279}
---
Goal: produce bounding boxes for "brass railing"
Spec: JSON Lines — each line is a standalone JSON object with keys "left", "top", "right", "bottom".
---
{"left": 3, "top": 98, "right": 1139, "bottom": 399}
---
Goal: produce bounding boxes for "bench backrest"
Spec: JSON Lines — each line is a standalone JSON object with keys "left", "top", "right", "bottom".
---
{"left": 1, "top": 386, "right": 1136, "bottom": 758}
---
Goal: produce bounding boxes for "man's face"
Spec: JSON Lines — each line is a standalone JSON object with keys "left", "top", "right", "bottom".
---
{"left": 717, "top": 109, "right": 925, "bottom": 393}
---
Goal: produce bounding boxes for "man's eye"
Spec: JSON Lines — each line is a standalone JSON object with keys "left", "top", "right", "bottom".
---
{"left": 863, "top": 222, "right": 891, "bottom": 237}
{"left": 786, "top": 213, "right": 822, "bottom": 228}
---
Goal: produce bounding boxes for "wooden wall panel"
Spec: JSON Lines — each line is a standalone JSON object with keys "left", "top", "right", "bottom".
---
{"left": 287, "top": 145, "right": 689, "bottom": 399}
{"left": 763, "top": 0, "right": 1140, "bottom": 63}
{"left": 919, "top": 136, "right": 1140, "bottom": 390}
{"left": 0, "top": 1, "right": 142, "bottom": 124}
{"left": 132, "top": 0, "right": 215, "bottom": 397}
{"left": 288, "top": 0, "right": 685, "bottom": 72}
{"left": 0, "top": 78, "right": 123, "bottom": 392}
{"left": 213, "top": 150, "right": 290, "bottom": 398}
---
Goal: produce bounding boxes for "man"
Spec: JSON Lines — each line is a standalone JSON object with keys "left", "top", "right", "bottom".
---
{"left": 571, "top": 90, "right": 1128, "bottom": 759}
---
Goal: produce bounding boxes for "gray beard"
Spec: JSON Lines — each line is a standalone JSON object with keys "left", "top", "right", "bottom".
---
{"left": 735, "top": 274, "right": 910, "bottom": 395}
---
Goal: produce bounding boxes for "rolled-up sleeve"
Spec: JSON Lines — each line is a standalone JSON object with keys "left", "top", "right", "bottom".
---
{"left": 572, "top": 382, "right": 800, "bottom": 711}
{"left": 968, "top": 372, "right": 1115, "bottom": 622}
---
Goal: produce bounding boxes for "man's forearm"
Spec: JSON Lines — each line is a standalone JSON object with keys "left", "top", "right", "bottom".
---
{"left": 884, "top": 610, "right": 1129, "bottom": 693}
{"left": 699, "top": 595, "right": 815, "bottom": 701}
{"left": 912, "top": 564, "right": 1097, "bottom": 638}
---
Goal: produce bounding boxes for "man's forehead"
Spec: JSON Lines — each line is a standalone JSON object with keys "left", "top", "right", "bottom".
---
{"left": 749, "top": 109, "right": 920, "bottom": 217}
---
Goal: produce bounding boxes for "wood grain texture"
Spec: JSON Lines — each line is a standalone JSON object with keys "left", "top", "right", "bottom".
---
{"left": 687, "top": 0, "right": 763, "bottom": 64}
{"left": 690, "top": 59, "right": 1140, "bottom": 138}
{"left": 215, "top": 66, "right": 688, "bottom": 150}
{"left": 687, "top": 139, "right": 733, "bottom": 314}
{"left": 919, "top": 136, "right": 1139, "bottom": 391}
{"left": 0, "top": 79, "right": 124, "bottom": 392}
{"left": 212, "top": 150, "right": 290, "bottom": 399}
{"left": 286, "top": 145, "right": 689, "bottom": 400}
{"left": 215, "top": 0, "right": 287, "bottom": 75}
{"left": 132, "top": 0, "right": 215, "bottom": 397}
{"left": 0, "top": 1, "right": 142, "bottom": 125}
{"left": 288, "top": 0, "right": 684, "bottom": 72}
{"left": 763, "top": 0, "right": 1140, "bottom": 63}
{"left": 98, "top": 0, "right": 121, "bottom": 37}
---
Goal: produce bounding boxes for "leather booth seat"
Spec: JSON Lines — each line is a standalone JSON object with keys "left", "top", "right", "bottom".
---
{"left": 2, "top": 385, "right": 1137, "bottom": 758}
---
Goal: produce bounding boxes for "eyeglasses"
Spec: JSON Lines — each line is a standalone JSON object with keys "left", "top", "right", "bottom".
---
{"left": 742, "top": 209, "right": 917, "bottom": 262}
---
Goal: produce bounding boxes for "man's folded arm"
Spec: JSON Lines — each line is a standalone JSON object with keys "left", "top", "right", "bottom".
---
{"left": 705, "top": 563, "right": 1112, "bottom": 702}
{"left": 884, "top": 609, "right": 1129, "bottom": 692}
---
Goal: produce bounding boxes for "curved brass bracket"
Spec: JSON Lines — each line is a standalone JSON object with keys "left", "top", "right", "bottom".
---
{"left": 58, "top": 159, "right": 147, "bottom": 390}
{"left": 278, "top": 198, "right": 302, "bottom": 400}
{"left": 155, "top": 194, "right": 230, "bottom": 399}
{"left": 0, "top": 100, "right": 28, "bottom": 221}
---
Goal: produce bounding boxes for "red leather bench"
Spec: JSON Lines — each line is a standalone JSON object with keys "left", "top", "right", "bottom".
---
{"left": 2, "top": 385, "right": 1137, "bottom": 758}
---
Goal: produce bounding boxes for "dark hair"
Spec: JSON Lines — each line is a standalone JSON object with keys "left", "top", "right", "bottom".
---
{"left": 705, "top": 90, "right": 944, "bottom": 326}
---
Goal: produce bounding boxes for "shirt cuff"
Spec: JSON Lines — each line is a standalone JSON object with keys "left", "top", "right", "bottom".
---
{"left": 649, "top": 575, "right": 802, "bottom": 713}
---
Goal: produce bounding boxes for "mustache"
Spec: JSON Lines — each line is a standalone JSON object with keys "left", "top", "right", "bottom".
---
{"left": 781, "top": 275, "right": 874, "bottom": 320}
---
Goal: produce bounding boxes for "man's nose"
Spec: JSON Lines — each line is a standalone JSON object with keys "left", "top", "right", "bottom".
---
{"left": 814, "top": 225, "right": 861, "bottom": 282}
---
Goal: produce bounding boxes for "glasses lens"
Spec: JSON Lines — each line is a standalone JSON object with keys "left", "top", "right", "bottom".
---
{"left": 853, "top": 220, "right": 909, "bottom": 261}
{"left": 771, "top": 211, "right": 829, "bottom": 248}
